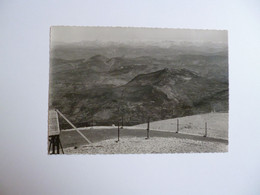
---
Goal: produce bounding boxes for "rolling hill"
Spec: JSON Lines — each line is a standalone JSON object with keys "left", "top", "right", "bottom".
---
{"left": 50, "top": 62, "right": 228, "bottom": 128}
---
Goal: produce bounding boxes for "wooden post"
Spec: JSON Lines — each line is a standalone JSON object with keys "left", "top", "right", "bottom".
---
{"left": 204, "top": 122, "right": 207, "bottom": 137}
{"left": 146, "top": 117, "right": 150, "bottom": 139}
{"left": 147, "top": 117, "right": 150, "bottom": 130}
{"left": 59, "top": 138, "right": 64, "bottom": 154}
{"left": 176, "top": 119, "right": 179, "bottom": 133}
{"left": 48, "top": 138, "right": 52, "bottom": 154}
{"left": 117, "top": 121, "right": 120, "bottom": 142}
{"left": 121, "top": 115, "right": 124, "bottom": 129}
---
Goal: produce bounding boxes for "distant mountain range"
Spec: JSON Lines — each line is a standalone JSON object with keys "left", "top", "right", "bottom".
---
{"left": 49, "top": 53, "right": 228, "bottom": 128}
{"left": 51, "top": 40, "right": 228, "bottom": 60}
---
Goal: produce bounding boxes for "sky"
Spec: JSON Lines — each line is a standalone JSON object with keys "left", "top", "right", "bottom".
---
{"left": 51, "top": 26, "right": 228, "bottom": 43}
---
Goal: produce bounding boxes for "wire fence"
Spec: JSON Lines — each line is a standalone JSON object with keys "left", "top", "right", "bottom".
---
{"left": 146, "top": 118, "right": 228, "bottom": 139}
{"left": 48, "top": 103, "right": 228, "bottom": 140}
{"left": 57, "top": 115, "right": 228, "bottom": 140}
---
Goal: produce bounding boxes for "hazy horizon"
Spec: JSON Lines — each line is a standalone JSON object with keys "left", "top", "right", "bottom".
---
{"left": 51, "top": 26, "right": 228, "bottom": 44}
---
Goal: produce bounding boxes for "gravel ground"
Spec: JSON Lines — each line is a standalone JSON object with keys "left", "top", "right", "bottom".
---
{"left": 63, "top": 136, "right": 228, "bottom": 154}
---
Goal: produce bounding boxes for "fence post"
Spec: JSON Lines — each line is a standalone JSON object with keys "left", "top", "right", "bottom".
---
{"left": 204, "top": 122, "right": 207, "bottom": 137}
{"left": 146, "top": 117, "right": 150, "bottom": 139}
{"left": 117, "top": 120, "right": 120, "bottom": 142}
{"left": 176, "top": 119, "right": 179, "bottom": 133}
{"left": 121, "top": 115, "right": 124, "bottom": 129}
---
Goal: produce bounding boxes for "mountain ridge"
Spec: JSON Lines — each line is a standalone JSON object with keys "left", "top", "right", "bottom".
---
{"left": 50, "top": 65, "right": 228, "bottom": 128}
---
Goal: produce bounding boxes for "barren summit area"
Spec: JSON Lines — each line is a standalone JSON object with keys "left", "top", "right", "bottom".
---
{"left": 60, "top": 112, "right": 228, "bottom": 154}
{"left": 64, "top": 137, "right": 227, "bottom": 154}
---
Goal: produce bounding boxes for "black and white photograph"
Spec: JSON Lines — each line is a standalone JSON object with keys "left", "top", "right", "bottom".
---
{"left": 2, "top": 1, "right": 260, "bottom": 194}
{"left": 49, "top": 27, "right": 228, "bottom": 154}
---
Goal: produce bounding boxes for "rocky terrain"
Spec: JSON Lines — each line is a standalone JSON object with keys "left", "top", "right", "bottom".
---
{"left": 49, "top": 41, "right": 228, "bottom": 128}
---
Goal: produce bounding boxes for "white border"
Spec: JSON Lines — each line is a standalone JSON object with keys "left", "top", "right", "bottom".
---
{"left": 1, "top": 1, "right": 260, "bottom": 194}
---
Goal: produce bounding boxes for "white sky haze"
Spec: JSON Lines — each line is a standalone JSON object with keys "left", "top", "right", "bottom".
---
{"left": 51, "top": 26, "right": 228, "bottom": 43}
